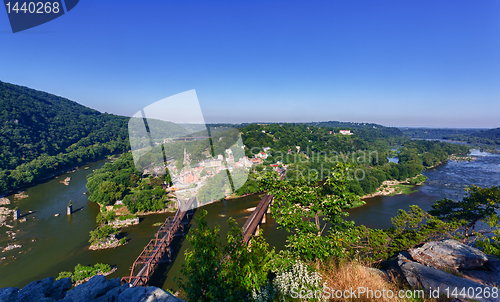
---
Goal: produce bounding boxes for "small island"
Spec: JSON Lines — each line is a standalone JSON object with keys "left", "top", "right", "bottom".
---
{"left": 85, "top": 153, "right": 176, "bottom": 250}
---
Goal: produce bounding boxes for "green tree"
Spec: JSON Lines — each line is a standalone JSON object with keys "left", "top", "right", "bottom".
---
{"left": 262, "top": 162, "right": 360, "bottom": 267}
{"left": 429, "top": 185, "right": 500, "bottom": 238}
{"left": 177, "top": 210, "right": 271, "bottom": 301}
{"left": 343, "top": 205, "right": 460, "bottom": 263}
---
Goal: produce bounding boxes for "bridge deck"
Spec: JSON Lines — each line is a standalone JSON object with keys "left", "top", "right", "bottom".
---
{"left": 122, "top": 199, "right": 193, "bottom": 286}
{"left": 242, "top": 194, "right": 273, "bottom": 244}
{"left": 122, "top": 194, "right": 272, "bottom": 286}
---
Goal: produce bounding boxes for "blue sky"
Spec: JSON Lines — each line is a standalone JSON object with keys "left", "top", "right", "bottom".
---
{"left": 1, "top": 0, "right": 499, "bottom": 128}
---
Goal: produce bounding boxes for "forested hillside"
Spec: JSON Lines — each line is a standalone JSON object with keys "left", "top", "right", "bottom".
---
{"left": 400, "top": 127, "right": 500, "bottom": 146}
{"left": 448, "top": 127, "right": 500, "bottom": 145}
{"left": 235, "top": 123, "right": 469, "bottom": 197}
{"left": 0, "top": 81, "right": 130, "bottom": 193}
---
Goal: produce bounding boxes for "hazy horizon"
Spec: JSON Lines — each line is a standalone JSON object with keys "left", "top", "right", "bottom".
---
{"left": 2, "top": 0, "right": 499, "bottom": 128}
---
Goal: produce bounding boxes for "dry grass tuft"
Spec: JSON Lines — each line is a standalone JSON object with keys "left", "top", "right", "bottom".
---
{"left": 321, "top": 260, "right": 406, "bottom": 302}
{"left": 320, "top": 260, "right": 455, "bottom": 302}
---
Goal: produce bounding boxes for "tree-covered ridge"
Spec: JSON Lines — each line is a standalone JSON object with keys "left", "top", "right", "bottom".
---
{"left": 234, "top": 123, "right": 470, "bottom": 198}
{"left": 240, "top": 123, "right": 402, "bottom": 157}
{"left": 400, "top": 127, "right": 500, "bottom": 146}
{"left": 448, "top": 127, "right": 500, "bottom": 146}
{"left": 305, "top": 121, "right": 405, "bottom": 140}
{"left": 0, "top": 81, "right": 130, "bottom": 193}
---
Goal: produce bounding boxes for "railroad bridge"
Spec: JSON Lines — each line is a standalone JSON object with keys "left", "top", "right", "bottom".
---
{"left": 122, "top": 194, "right": 273, "bottom": 286}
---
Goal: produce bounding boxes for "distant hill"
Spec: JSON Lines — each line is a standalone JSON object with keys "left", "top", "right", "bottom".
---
{"left": 449, "top": 127, "right": 500, "bottom": 146}
{"left": 399, "top": 127, "right": 500, "bottom": 146}
{"left": 468, "top": 127, "right": 500, "bottom": 139}
{"left": 0, "top": 81, "right": 130, "bottom": 193}
{"left": 399, "top": 128, "right": 484, "bottom": 140}
{"left": 303, "top": 121, "right": 405, "bottom": 143}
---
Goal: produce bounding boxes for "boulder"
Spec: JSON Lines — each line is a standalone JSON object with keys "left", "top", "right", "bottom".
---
{"left": 484, "top": 257, "right": 500, "bottom": 274}
{"left": 0, "top": 287, "right": 18, "bottom": 302}
{"left": 0, "top": 275, "right": 184, "bottom": 302}
{"left": 92, "top": 283, "right": 129, "bottom": 302}
{"left": 116, "top": 286, "right": 180, "bottom": 302}
{"left": 141, "top": 287, "right": 178, "bottom": 302}
{"left": 398, "top": 253, "right": 496, "bottom": 302}
{"left": 61, "top": 275, "right": 119, "bottom": 302}
{"left": 409, "top": 239, "right": 488, "bottom": 271}
{"left": 16, "top": 277, "right": 56, "bottom": 302}
{"left": 49, "top": 278, "right": 72, "bottom": 300}
{"left": 117, "top": 286, "right": 147, "bottom": 302}
{"left": 461, "top": 256, "right": 500, "bottom": 287}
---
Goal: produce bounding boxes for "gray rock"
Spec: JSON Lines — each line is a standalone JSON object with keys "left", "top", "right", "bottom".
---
{"left": 462, "top": 256, "right": 500, "bottom": 287}
{"left": 118, "top": 286, "right": 147, "bottom": 302}
{"left": 62, "top": 275, "right": 117, "bottom": 302}
{"left": 485, "top": 257, "right": 500, "bottom": 274}
{"left": 409, "top": 239, "right": 488, "bottom": 271}
{"left": 140, "top": 287, "right": 180, "bottom": 302}
{"left": 50, "top": 278, "right": 72, "bottom": 300}
{"left": 0, "top": 275, "right": 184, "bottom": 302}
{"left": 398, "top": 253, "right": 497, "bottom": 302}
{"left": 461, "top": 270, "right": 499, "bottom": 287}
{"left": 0, "top": 287, "right": 18, "bottom": 302}
{"left": 16, "top": 277, "right": 56, "bottom": 302}
{"left": 92, "top": 284, "right": 127, "bottom": 302}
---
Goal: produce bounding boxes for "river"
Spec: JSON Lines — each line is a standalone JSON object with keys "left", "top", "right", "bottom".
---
{"left": 0, "top": 150, "right": 499, "bottom": 291}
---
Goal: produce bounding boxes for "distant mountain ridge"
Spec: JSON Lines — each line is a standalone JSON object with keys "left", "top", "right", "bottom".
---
{"left": 399, "top": 127, "right": 500, "bottom": 146}
{"left": 469, "top": 127, "right": 500, "bottom": 139}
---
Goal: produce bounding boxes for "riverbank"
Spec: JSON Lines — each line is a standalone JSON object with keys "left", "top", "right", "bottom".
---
{"left": 225, "top": 192, "right": 263, "bottom": 200}
{"left": 360, "top": 174, "right": 426, "bottom": 200}
{"left": 0, "top": 152, "right": 124, "bottom": 198}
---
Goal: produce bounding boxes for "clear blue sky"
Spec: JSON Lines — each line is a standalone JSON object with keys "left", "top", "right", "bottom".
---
{"left": 1, "top": 0, "right": 499, "bottom": 128}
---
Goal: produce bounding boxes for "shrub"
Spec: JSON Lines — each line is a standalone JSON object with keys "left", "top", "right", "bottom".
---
{"left": 253, "top": 260, "right": 323, "bottom": 302}
{"left": 56, "top": 271, "right": 72, "bottom": 281}
{"left": 89, "top": 225, "right": 117, "bottom": 245}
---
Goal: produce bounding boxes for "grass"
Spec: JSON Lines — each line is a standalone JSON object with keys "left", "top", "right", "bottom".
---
{"left": 348, "top": 199, "right": 366, "bottom": 209}
{"left": 388, "top": 184, "right": 418, "bottom": 196}
{"left": 321, "top": 260, "right": 406, "bottom": 302}
{"left": 320, "top": 260, "right": 455, "bottom": 302}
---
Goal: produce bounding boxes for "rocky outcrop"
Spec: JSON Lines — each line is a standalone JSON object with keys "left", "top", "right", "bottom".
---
{"left": 0, "top": 198, "right": 11, "bottom": 205}
{"left": 2, "top": 244, "right": 22, "bottom": 252}
{"left": 398, "top": 240, "right": 500, "bottom": 302}
{"left": 409, "top": 239, "right": 488, "bottom": 271}
{"left": 14, "top": 192, "right": 28, "bottom": 200}
{"left": 0, "top": 275, "right": 184, "bottom": 302}
{"left": 88, "top": 235, "right": 125, "bottom": 251}
{"left": 108, "top": 217, "right": 140, "bottom": 228}
{"left": 398, "top": 253, "right": 497, "bottom": 302}
{"left": 0, "top": 207, "right": 13, "bottom": 225}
